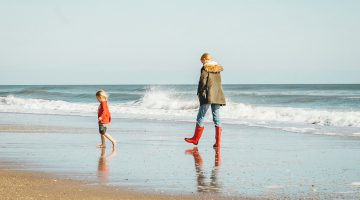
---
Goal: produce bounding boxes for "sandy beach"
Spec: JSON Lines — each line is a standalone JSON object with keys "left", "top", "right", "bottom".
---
{"left": 1, "top": 0, "right": 359, "bottom": 197}
{"left": 1, "top": 112, "right": 360, "bottom": 199}
{"left": 1, "top": 169, "right": 254, "bottom": 200}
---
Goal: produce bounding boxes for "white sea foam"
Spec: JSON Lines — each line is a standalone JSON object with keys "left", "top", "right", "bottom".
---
{"left": 226, "top": 90, "right": 360, "bottom": 97}
{"left": 1, "top": 87, "right": 360, "bottom": 136}
{"left": 136, "top": 86, "right": 198, "bottom": 110}
{"left": 221, "top": 102, "right": 360, "bottom": 128}
{"left": 0, "top": 95, "right": 97, "bottom": 116}
{"left": 351, "top": 182, "right": 360, "bottom": 187}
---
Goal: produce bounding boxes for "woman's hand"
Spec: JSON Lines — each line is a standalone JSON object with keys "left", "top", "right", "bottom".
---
{"left": 198, "top": 91, "right": 207, "bottom": 104}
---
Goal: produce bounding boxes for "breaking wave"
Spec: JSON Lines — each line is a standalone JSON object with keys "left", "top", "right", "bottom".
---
{"left": 1, "top": 86, "right": 360, "bottom": 130}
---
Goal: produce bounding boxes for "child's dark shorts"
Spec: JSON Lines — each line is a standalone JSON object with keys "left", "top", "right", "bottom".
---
{"left": 98, "top": 124, "right": 107, "bottom": 135}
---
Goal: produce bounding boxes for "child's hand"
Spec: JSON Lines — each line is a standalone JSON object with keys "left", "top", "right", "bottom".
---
{"left": 98, "top": 117, "right": 102, "bottom": 121}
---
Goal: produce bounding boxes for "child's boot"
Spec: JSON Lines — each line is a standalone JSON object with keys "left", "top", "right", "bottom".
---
{"left": 213, "top": 126, "right": 222, "bottom": 148}
{"left": 184, "top": 125, "right": 204, "bottom": 145}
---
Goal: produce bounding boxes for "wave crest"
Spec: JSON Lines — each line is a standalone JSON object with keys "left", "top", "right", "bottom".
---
{"left": 222, "top": 102, "right": 360, "bottom": 127}
{"left": 136, "top": 86, "right": 198, "bottom": 110}
{"left": 1, "top": 88, "right": 360, "bottom": 130}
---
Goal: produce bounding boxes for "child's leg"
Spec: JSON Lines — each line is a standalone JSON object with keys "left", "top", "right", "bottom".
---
{"left": 104, "top": 133, "right": 117, "bottom": 147}
{"left": 97, "top": 124, "right": 107, "bottom": 148}
{"left": 97, "top": 134, "right": 106, "bottom": 148}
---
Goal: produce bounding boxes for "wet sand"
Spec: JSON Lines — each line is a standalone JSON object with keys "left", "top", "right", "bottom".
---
{"left": 1, "top": 113, "right": 360, "bottom": 199}
{"left": 0, "top": 169, "right": 253, "bottom": 200}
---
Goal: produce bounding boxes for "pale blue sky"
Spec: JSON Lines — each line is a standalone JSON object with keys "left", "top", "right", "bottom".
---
{"left": 0, "top": 0, "right": 359, "bottom": 84}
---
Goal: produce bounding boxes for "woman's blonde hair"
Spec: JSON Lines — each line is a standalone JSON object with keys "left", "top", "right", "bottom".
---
{"left": 96, "top": 89, "right": 108, "bottom": 99}
{"left": 201, "top": 53, "right": 213, "bottom": 61}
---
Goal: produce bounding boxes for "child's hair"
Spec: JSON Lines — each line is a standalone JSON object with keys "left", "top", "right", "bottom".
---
{"left": 201, "top": 53, "right": 213, "bottom": 61}
{"left": 96, "top": 89, "right": 108, "bottom": 99}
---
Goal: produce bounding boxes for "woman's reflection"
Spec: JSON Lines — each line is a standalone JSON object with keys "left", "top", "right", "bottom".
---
{"left": 97, "top": 147, "right": 116, "bottom": 184}
{"left": 185, "top": 147, "right": 222, "bottom": 193}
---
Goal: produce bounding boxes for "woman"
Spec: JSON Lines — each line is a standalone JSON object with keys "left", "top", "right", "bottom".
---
{"left": 185, "top": 53, "right": 226, "bottom": 148}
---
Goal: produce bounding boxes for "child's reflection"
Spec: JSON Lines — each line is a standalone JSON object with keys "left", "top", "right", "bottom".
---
{"left": 185, "top": 147, "right": 222, "bottom": 193}
{"left": 97, "top": 147, "right": 116, "bottom": 184}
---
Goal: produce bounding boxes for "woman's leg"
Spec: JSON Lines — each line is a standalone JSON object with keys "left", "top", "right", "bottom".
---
{"left": 196, "top": 104, "right": 210, "bottom": 127}
{"left": 211, "top": 104, "right": 222, "bottom": 148}
{"left": 185, "top": 104, "right": 210, "bottom": 145}
{"left": 211, "top": 104, "right": 221, "bottom": 127}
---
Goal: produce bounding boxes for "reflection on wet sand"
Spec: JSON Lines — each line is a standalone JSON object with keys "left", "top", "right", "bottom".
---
{"left": 185, "top": 147, "right": 222, "bottom": 193}
{"left": 97, "top": 147, "right": 116, "bottom": 184}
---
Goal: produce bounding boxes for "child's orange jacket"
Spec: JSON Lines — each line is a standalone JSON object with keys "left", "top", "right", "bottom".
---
{"left": 98, "top": 101, "right": 111, "bottom": 124}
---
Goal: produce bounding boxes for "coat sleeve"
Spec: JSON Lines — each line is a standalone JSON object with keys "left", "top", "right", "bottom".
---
{"left": 99, "top": 102, "right": 108, "bottom": 120}
{"left": 98, "top": 105, "right": 103, "bottom": 118}
{"left": 197, "top": 68, "right": 209, "bottom": 96}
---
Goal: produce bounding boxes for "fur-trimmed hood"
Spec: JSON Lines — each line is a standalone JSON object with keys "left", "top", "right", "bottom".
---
{"left": 203, "top": 61, "right": 223, "bottom": 73}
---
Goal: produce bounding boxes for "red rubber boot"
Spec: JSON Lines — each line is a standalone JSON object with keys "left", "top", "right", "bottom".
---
{"left": 213, "top": 126, "right": 222, "bottom": 148}
{"left": 184, "top": 125, "right": 204, "bottom": 145}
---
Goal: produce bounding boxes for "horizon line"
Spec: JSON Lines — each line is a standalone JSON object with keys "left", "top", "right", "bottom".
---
{"left": 1, "top": 83, "right": 359, "bottom": 86}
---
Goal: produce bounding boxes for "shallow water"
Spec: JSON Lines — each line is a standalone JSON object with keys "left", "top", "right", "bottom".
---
{"left": 0, "top": 113, "right": 360, "bottom": 199}
{"left": 1, "top": 84, "right": 360, "bottom": 137}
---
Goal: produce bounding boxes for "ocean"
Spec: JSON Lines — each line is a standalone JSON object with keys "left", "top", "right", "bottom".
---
{"left": 1, "top": 84, "right": 359, "bottom": 137}
{"left": 1, "top": 84, "right": 360, "bottom": 198}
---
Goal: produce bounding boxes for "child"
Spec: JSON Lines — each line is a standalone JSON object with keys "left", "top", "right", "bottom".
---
{"left": 96, "top": 90, "right": 116, "bottom": 148}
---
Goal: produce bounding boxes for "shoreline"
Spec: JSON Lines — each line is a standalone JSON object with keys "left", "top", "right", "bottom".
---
{"left": 0, "top": 168, "right": 254, "bottom": 200}
{"left": 1, "top": 113, "right": 360, "bottom": 199}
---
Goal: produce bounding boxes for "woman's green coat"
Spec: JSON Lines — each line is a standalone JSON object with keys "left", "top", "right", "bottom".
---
{"left": 197, "top": 63, "right": 226, "bottom": 106}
